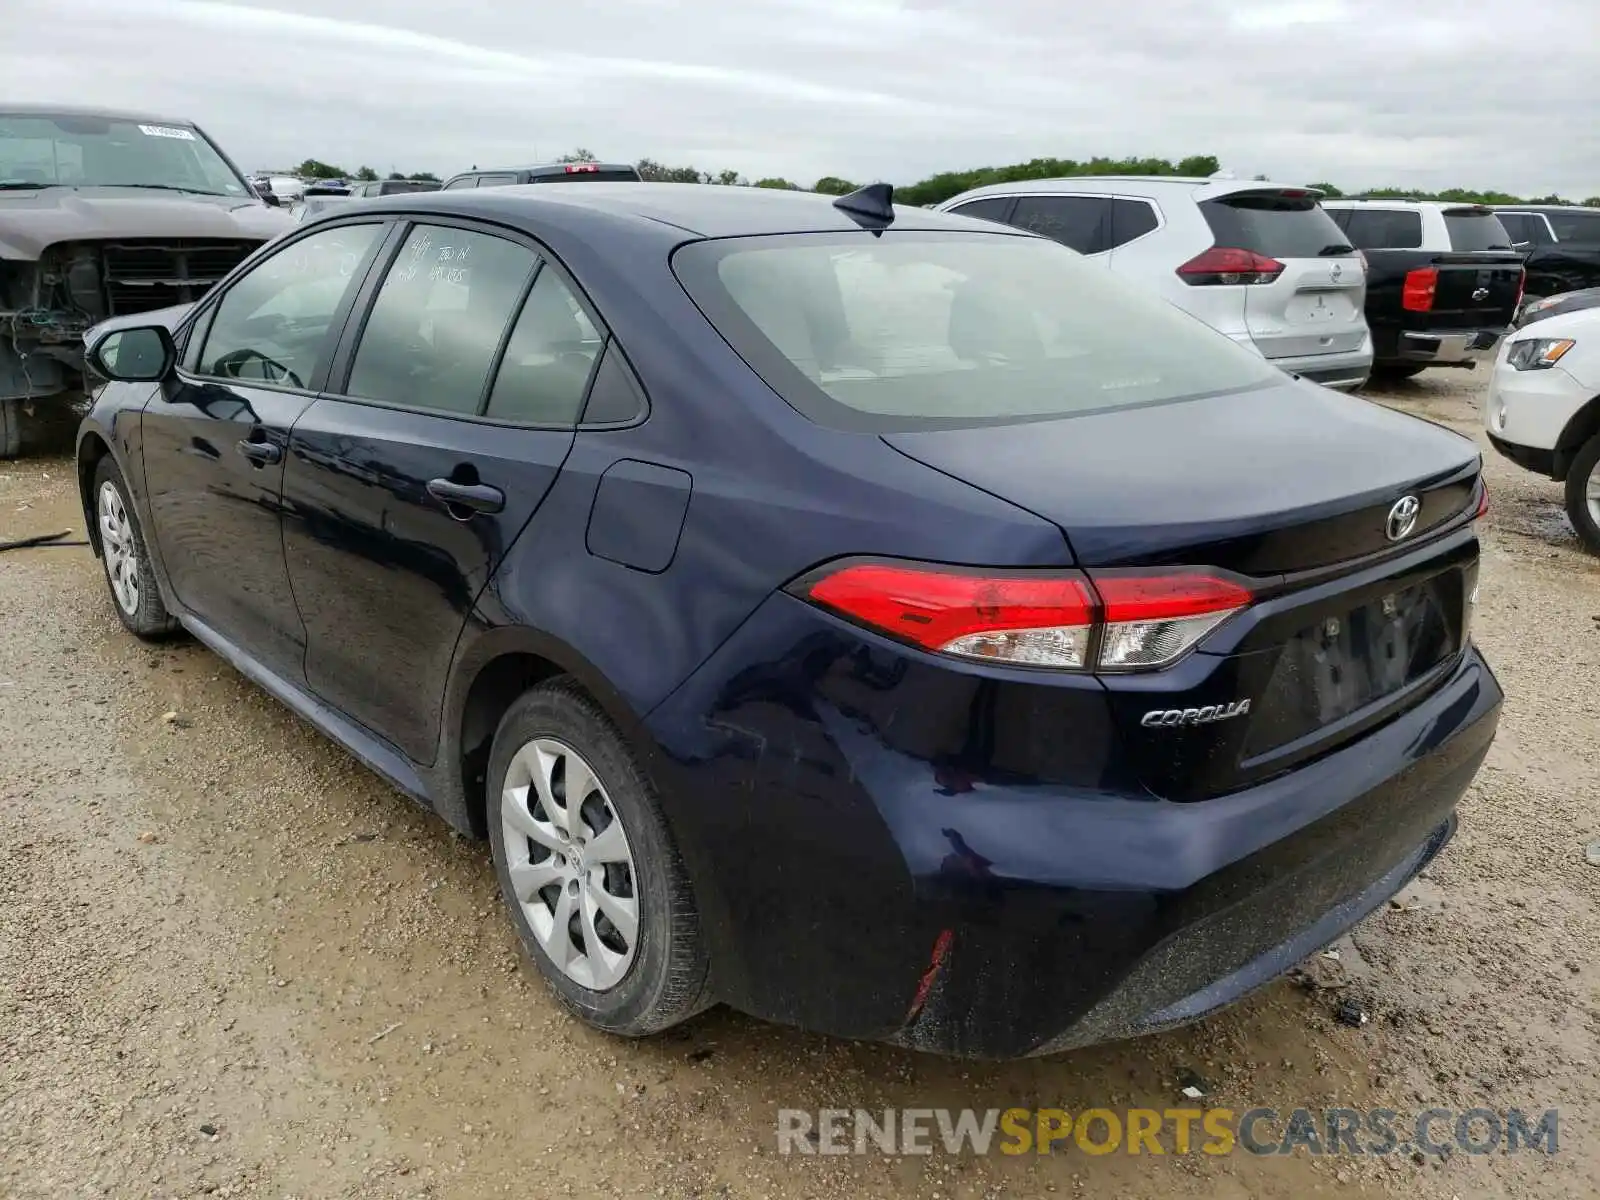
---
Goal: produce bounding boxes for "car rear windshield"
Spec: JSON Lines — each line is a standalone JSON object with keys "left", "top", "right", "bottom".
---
{"left": 1548, "top": 210, "right": 1600, "bottom": 243}
{"left": 1444, "top": 210, "right": 1514, "bottom": 251}
{"left": 673, "top": 230, "right": 1282, "bottom": 432}
{"left": 1199, "top": 191, "right": 1353, "bottom": 259}
{"left": 529, "top": 168, "right": 641, "bottom": 183}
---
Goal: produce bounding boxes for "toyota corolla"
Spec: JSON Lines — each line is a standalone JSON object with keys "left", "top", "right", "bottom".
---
{"left": 76, "top": 182, "right": 1499, "bottom": 1058}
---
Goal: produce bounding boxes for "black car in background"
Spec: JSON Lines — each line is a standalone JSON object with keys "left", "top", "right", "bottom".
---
{"left": 1321, "top": 198, "right": 1523, "bottom": 380}
{"left": 441, "top": 162, "right": 642, "bottom": 190}
{"left": 1492, "top": 205, "right": 1600, "bottom": 309}
{"left": 347, "top": 178, "right": 442, "bottom": 198}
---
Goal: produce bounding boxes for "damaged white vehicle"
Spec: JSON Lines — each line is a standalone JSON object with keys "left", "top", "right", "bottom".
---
{"left": 0, "top": 104, "right": 290, "bottom": 456}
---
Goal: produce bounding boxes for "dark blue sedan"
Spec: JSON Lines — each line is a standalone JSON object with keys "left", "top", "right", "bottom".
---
{"left": 76, "top": 182, "right": 1500, "bottom": 1058}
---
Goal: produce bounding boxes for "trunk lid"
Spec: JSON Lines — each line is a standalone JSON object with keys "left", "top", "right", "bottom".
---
{"left": 883, "top": 376, "right": 1483, "bottom": 802}
{"left": 1428, "top": 253, "right": 1526, "bottom": 328}
{"left": 881, "top": 376, "right": 1479, "bottom": 575}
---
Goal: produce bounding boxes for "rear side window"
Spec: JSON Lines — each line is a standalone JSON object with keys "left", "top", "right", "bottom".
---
{"left": 346, "top": 225, "right": 537, "bottom": 414}
{"left": 1109, "top": 199, "right": 1159, "bottom": 248}
{"left": 673, "top": 230, "right": 1281, "bottom": 432}
{"left": 484, "top": 268, "right": 604, "bottom": 425}
{"left": 472, "top": 173, "right": 519, "bottom": 188}
{"left": 1008, "top": 196, "right": 1112, "bottom": 255}
{"left": 1200, "top": 192, "right": 1352, "bottom": 259}
{"left": 1497, "top": 213, "right": 1543, "bottom": 245}
{"left": 441, "top": 176, "right": 475, "bottom": 190}
{"left": 947, "top": 197, "right": 1014, "bottom": 224}
{"left": 1548, "top": 211, "right": 1600, "bottom": 243}
{"left": 1338, "top": 208, "right": 1423, "bottom": 250}
{"left": 1444, "top": 211, "right": 1513, "bottom": 251}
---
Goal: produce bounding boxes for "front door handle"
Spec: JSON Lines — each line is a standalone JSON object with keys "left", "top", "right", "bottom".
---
{"left": 237, "top": 438, "right": 282, "bottom": 466}
{"left": 426, "top": 477, "right": 505, "bottom": 516}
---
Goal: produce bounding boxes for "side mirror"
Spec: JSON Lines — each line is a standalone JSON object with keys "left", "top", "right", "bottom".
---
{"left": 261, "top": 191, "right": 282, "bottom": 207}
{"left": 87, "top": 325, "right": 176, "bottom": 383}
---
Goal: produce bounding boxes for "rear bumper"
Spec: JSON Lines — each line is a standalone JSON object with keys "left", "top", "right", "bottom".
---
{"left": 647, "top": 592, "right": 1502, "bottom": 1059}
{"left": 1264, "top": 344, "right": 1373, "bottom": 391}
{"left": 1383, "top": 327, "right": 1506, "bottom": 367}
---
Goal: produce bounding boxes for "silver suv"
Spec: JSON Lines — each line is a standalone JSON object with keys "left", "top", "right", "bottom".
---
{"left": 936, "top": 177, "right": 1371, "bottom": 390}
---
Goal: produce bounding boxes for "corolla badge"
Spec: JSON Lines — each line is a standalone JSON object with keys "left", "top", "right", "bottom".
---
{"left": 1386, "top": 495, "right": 1421, "bottom": 542}
{"left": 1141, "top": 700, "right": 1251, "bottom": 728}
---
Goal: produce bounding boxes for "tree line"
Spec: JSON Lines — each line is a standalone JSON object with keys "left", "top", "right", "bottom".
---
{"left": 282, "top": 151, "right": 1600, "bottom": 208}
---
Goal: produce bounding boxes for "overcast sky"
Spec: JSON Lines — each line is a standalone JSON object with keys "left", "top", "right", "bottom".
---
{"left": 5, "top": 0, "right": 1597, "bottom": 196}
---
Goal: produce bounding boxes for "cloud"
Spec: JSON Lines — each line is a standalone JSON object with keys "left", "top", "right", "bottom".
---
{"left": 2, "top": 0, "right": 1595, "bottom": 197}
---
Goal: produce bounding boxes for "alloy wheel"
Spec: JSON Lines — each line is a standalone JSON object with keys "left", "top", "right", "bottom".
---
{"left": 500, "top": 738, "right": 640, "bottom": 991}
{"left": 1587, "top": 457, "right": 1600, "bottom": 528}
{"left": 98, "top": 481, "right": 140, "bottom": 616}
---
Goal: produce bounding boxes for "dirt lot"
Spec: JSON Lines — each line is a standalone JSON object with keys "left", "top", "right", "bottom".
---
{"left": 2, "top": 375, "right": 1596, "bottom": 1200}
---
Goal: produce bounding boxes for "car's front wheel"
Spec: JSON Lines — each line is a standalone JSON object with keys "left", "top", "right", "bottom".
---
{"left": 1563, "top": 433, "right": 1600, "bottom": 556}
{"left": 92, "top": 457, "right": 179, "bottom": 638}
{"left": 487, "top": 679, "right": 711, "bottom": 1036}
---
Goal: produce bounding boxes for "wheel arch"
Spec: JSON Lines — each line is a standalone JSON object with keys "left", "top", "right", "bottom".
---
{"left": 77, "top": 430, "right": 115, "bottom": 557}
{"left": 1554, "top": 392, "right": 1600, "bottom": 479}
{"left": 439, "top": 625, "right": 658, "bottom": 839}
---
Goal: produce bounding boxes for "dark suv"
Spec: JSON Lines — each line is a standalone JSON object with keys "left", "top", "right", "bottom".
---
{"left": 441, "top": 163, "right": 642, "bottom": 190}
{"left": 75, "top": 183, "right": 1500, "bottom": 1058}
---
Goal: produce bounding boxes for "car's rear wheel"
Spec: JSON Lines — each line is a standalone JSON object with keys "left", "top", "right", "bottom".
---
{"left": 1563, "top": 433, "right": 1600, "bottom": 557}
{"left": 487, "top": 679, "right": 710, "bottom": 1036}
{"left": 93, "top": 457, "right": 180, "bottom": 638}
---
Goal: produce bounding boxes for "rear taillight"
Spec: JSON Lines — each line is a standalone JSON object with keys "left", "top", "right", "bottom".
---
{"left": 564, "top": 163, "right": 600, "bottom": 173}
{"left": 1402, "top": 267, "right": 1439, "bottom": 312}
{"left": 796, "top": 561, "right": 1251, "bottom": 672}
{"left": 1514, "top": 267, "right": 1526, "bottom": 311}
{"left": 1474, "top": 479, "right": 1489, "bottom": 520}
{"left": 1176, "top": 247, "right": 1284, "bottom": 286}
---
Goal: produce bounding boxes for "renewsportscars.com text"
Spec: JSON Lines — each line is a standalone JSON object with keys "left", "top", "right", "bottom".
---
{"left": 776, "top": 1107, "right": 1560, "bottom": 1158}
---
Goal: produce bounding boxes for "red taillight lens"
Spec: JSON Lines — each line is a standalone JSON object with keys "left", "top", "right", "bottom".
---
{"left": 564, "top": 163, "right": 600, "bottom": 173}
{"left": 1474, "top": 479, "right": 1489, "bottom": 519}
{"left": 1402, "top": 267, "right": 1439, "bottom": 312}
{"left": 1093, "top": 571, "right": 1254, "bottom": 671}
{"left": 805, "top": 563, "right": 1097, "bottom": 668}
{"left": 1176, "top": 247, "right": 1284, "bottom": 286}
{"left": 798, "top": 561, "right": 1251, "bottom": 671}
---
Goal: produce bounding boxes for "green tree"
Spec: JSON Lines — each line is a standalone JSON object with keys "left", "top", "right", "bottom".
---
{"left": 713, "top": 168, "right": 745, "bottom": 186}
{"left": 1176, "top": 155, "right": 1222, "bottom": 177}
{"left": 1586, "top": 197, "right": 1600, "bottom": 208}
{"left": 813, "top": 176, "right": 857, "bottom": 196}
{"left": 353, "top": 165, "right": 379, "bottom": 182}
{"left": 410, "top": 172, "right": 440, "bottom": 182}
{"left": 753, "top": 177, "right": 799, "bottom": 189}
{"left": 557, "top": 147, "right": 599, "bottom": 163}
{"left": 295, "top": 158, "right": 346, "bottom": 179}
{"left": 636, "top": 158, "right": 705, "bottom": 183}
{"left": 1307, "top": 181, "right": 1343, "bottom": 196}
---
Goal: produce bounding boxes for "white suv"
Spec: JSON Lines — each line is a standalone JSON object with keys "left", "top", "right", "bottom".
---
{"left": 935, "top": 177, "right": 1371, "bottom": 389}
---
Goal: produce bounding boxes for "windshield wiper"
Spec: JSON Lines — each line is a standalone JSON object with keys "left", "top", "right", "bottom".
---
{"left": 100, "top": 183, "right": 229, "bottom": 196}
{"left": 1318, "top": 243, "right": 1356, "bottom": 256}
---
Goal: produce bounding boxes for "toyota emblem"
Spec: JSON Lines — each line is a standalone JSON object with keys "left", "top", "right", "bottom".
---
{"left": 1386, "top": 495, "right": 1421, "bottom": 542}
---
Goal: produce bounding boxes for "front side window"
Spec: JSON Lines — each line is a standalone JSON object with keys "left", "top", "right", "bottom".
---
{"left": 484, "top": 268, "right": 604, "bottom": 425}
{"left": 345, "top": 224, "right": 537, "bottom": 414}
{"left": 1007, "top": 196, "right": 1112, "bottom": 254}
{"left": 0, "top": 111, "right": 249, "bottom": 196}
{"left": 675, "top": 230, "right": 1281, "bottom": 432}
{"left": 197, "top": 223, "right": 382, "bottom": 388}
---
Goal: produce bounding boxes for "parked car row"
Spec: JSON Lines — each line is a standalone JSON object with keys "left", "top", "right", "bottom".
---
{"left": 936, "top": 177, "right": 1535, "bottom": 391}
{"left": 76, "top": 178, "right": 1500, "bottom": 1056}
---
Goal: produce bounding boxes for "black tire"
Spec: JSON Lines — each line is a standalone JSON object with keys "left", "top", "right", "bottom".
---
{"left": 0, "top": 398, "right": 19, "bottom": 460}
{"left": 91, "top": 456, "right": 180, "bottom": 639}
{"left": 1370, "top": 364, "right": 1428, "bottom": 382}
{"left": 487, "top": 678, "right": 711, "bottom": 1036}
{"left": 1563, "top": 433, "right": 1600, "bottom": 557}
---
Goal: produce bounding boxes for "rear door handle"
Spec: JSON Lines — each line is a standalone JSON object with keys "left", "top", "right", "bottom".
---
{"left": 237, "top": 439, "right": 282, "bottom": 465}
{"left": 426, "top": 478, "right": 505, "bottom": 516}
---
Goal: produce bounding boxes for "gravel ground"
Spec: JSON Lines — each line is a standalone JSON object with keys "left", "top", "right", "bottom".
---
{"left": 2, "top": 374, "right": 1596, "bottom": 1199}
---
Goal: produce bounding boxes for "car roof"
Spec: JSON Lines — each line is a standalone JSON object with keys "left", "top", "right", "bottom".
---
{"left": 0, "top": 101, "right": 198, "bottom": 128}
{"left": 356, "top": 181, "right": 1019, "bottom": 240}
